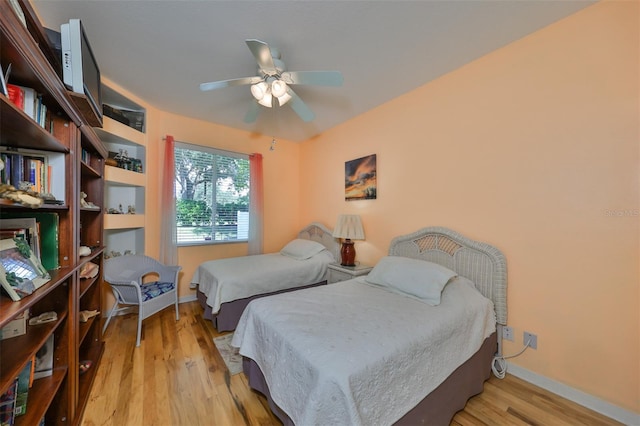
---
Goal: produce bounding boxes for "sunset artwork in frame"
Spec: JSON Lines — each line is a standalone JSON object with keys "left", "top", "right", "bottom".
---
{"left": 345, "top": 154, "right": 377, "bottom": 201}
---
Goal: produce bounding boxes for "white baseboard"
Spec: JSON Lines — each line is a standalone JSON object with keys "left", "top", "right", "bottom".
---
{"left": 507, "top": 362, "right": 640, "bottom": 425}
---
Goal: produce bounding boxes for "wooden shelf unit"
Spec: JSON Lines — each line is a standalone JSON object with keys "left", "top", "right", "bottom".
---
{"left": 0, "top": 1, "right": 105, "bottom": 424}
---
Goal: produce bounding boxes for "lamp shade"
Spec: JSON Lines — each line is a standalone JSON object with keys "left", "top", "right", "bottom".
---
{"left": 276, "top": 91, "right": 292, "bottom": 106}
{"left": 271, "top": 80, "right": 288, "bottom": 97}
{"left": 332, "top": 215, "right": 365, "bottom": 240}
{"left": 257, "top": 92, "right": 273, "bottom": 107}
{"left": 250, "top": 82, "right": 268, "bottom": 100}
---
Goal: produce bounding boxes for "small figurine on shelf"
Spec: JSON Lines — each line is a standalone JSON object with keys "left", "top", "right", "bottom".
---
{"left": 127, "top": 205, "right": 136, "bottom": 214}
{"left": 80, "top": 191, "right": 99, "bottom": 209}
{"left": 79, "top": 310, "right": 100, "bottom": 322}
{"left": 114, "top": 149, "right": 130, "bottom": 170}
{"left": 105, "top": 251, "right": 122, "bottom": 259}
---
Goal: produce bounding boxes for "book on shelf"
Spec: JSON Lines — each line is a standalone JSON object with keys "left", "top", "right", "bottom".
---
{"left": 5, "top": 84, "right": 35, "bottom": 119}
{"left": 0, "top": 150, "right": 51, "bottom": 194}
{"left": 14, "top": 358, "right": 33, "bottom": 417}
{"left": 3, "top": 85, "right": 49, "bottom": 130}
{"left": 0, "top": 63, "right": 7, "bottom": 97}
{"left": 8, "top": 153, "right": 23, "bottom": 189}
{"left": 21, "top": 86, "right": 36, "bottom": 120}
{"left": 33, "top": 334, "right": 54, "bottom": 380}
{"left": 0, "top": 212, "right": 59, "bottom": 271}
{"left": 6, "top": 84, "right": 23, "bottom": 110}
{"left": 0, "top": 379, "right": 18, "bottom": 426}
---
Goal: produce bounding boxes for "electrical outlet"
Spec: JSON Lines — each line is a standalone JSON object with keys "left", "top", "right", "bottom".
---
{"left": 503, "top": 326, "right": 514, "bottom": 341}
{"left": 524, "top": 331, "right": 537, "bottom": 349}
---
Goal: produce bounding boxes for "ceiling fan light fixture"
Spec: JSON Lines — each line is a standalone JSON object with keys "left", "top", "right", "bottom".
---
{"left": 276, "top": 91, "right": 292, "bottom": 106}
{"left": 271, "top": 80, "right": 288, "bottom": 97}
{"left": 250, "top": 82, "right": 268, "bottom": 100}
{"left": 258, "top": 91, "right": 273, "bottom": 107}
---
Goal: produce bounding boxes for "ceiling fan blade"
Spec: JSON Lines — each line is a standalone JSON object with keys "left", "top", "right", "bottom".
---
{"left": 287, "top": 87, "right": 315, "bottom": 122}
{"left": 244, "top": 101, "right": 260, "bottom": 123}
{"left": 246, "top": 39, "right": 277, "bottom": 75}
{"left": 281, "top": 71, "right": 343, "bottom": 87}
{"left": 199, "top": 76, "right": 262, "bottom": 92}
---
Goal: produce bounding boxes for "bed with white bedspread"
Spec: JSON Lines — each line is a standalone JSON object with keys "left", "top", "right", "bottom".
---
{"left": 232, "top": 226, "right": 507, "bottom": 425}
{"left": 191, "top": 222, "right": 340, "bottom": 331}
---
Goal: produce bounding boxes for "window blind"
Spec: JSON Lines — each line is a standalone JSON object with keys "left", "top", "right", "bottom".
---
{"left": 174, "top": 142, "right": 250, "bottom": 245}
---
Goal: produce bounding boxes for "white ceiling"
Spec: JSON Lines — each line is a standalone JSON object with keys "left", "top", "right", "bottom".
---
{"left": 33, "top": 1, "right": 595, "bottom": 142}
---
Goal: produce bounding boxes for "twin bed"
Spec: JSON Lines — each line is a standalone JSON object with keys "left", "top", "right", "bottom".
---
{"left": 191, "top": 222, "right": 340, "bottom": 331}
{"left": 231, "top": 226, "right": 507, "bottom": 425}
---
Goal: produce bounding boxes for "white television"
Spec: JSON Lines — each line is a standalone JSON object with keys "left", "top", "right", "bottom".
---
{"left": 60, "top": 19, "right": 102, "bottom": 121}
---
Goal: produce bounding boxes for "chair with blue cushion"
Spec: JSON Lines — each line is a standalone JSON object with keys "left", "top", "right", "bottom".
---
{"left": 103, "top": 255, "right": 181, "bottom": 347}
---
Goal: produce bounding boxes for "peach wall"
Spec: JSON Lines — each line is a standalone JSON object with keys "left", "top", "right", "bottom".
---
{"left": 299, "top": 0, "right": 639, "bottom": 413}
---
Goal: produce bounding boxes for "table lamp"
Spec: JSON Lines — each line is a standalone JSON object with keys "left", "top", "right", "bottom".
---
{"left": 332, "top": 215, "right": 365, "bottom": 266}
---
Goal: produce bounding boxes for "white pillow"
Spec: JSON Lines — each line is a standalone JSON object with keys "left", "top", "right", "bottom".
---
{"left": 365, "top": 256, "right": 458, "bottom": 305}
{"left": 280, "top": 239, "right": 327, "bottom": 260}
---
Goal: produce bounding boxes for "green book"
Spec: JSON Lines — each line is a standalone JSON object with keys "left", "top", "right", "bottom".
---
{"left": 0, "top": 212, "right": 59, "bottom": 270}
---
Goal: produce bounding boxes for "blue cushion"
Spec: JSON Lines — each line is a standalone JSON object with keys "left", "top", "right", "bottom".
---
{"left": 140, "top": 281, "right": 175, "bottom": 302}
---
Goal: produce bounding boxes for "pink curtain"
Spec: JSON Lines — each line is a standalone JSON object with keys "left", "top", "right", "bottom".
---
{"left": 248, "top": 153, "right": 264, "bottom": 255}
{"left": 159, "top": 135, "right": 178, "bottom": 265}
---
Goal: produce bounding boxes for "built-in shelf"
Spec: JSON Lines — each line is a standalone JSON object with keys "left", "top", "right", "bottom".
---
{"left": 104, "top": 214, "right": 145, "bottom": 230}
{"left": 96, "top": 83, "right": 147, "bottom": 257}
{"left": 105, "top": 165, "right": 145, "bottom": 186}
{"left": 95, "top": 117, "right": 146, "bottom": 147}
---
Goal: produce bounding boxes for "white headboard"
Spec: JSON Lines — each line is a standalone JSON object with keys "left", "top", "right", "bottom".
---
{"left": 298, "top": 222, "right": 340, "bottom": 263}
{"left": 388, "top": 226, "right": 507, "bottom": 325}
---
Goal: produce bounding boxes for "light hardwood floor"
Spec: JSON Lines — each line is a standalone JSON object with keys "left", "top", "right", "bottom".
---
{"left": 81, "top": 301, "right": 621, "bottom": 426}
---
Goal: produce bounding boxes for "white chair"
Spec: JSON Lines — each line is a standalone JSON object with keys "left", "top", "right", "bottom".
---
{"left": 103, "top": 255, "right": 181, "bottom": 347}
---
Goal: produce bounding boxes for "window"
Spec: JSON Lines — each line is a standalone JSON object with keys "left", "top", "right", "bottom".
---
{"left": 174, "top": 142, "right": 250, "bottom": 245}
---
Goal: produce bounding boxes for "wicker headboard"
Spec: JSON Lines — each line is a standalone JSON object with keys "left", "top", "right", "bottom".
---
{"left": 298, "top": 222, "right": 340, "bottom": 263}
{"left": 388, "top": 227, "right": 507, "bottom": 325}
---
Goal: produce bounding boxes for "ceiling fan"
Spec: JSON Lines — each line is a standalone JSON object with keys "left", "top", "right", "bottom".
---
{"left": 199, "top": 39, "right": 343, "bottom": 123}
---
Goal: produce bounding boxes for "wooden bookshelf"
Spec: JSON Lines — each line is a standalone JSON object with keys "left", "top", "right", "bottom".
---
{"left": 0, "top": 1, "right": 105, "bottom": 424}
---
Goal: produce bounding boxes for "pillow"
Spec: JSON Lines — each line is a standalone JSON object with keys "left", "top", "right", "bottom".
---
{"left": 365, "top": 256, "right": 458, "bottom": 305}
{"left": 280, "top": 239, "right": 327, "bottom": 260}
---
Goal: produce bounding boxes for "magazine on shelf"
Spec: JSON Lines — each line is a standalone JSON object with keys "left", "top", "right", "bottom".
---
{"left": 33, "top": 335, "right": 54, "bottom": 380}
{"left": 14, "top": 358, "right": 33, "bottom": 417}
{"left": 0, "top": 379, "right": 18, "bottom": 426}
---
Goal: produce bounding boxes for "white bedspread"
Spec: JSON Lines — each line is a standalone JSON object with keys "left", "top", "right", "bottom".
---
{"left": 232, "top": 276, "right": 496, "bottom": 426}
{"left": 190, "top": 250, "right": 334, "bottom": 314}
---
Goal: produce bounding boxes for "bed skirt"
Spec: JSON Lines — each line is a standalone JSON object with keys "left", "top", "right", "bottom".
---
{"left": 243, "top": 331, "right": 498, "bottom": 426}
{"left": 196, "top": 280, "right": 328, "bottom": 332}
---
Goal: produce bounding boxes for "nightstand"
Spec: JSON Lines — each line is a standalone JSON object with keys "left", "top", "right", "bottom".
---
{"left": 327, "top": 263, "right": 373, "bottom": 284}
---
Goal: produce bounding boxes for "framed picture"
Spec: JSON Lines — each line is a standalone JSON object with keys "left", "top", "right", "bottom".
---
{"left": 0, "top": 238, "right": 50, "bottom": 301}
{"left": 345, "top": 154, "right": 377, "bottom": 201}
